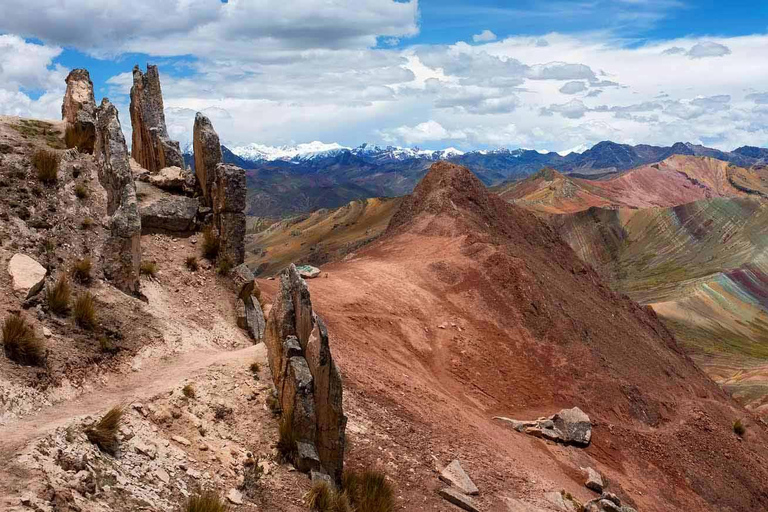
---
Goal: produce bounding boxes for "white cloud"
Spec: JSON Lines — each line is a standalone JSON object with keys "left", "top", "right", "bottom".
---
{"left": 559, "top": 81, "right": 587, "bottom": 95}
{"left": 384, "top": 120, "right": 466, "bottom": 145}
{"left": 687, "top": 41, "right": 732, "bottom": 59}
{"left": 472, "top": 30, "right": 497, "bottom": 43}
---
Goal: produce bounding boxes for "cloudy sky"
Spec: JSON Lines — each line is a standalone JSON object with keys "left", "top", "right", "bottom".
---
{"left": 1, "top": 0, "right": 767, "bottom": 153}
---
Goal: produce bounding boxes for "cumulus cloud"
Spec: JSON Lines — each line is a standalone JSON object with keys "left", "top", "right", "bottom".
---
{"left": 688, "top": 41, "right": 732, "bottom": 59}
{"left": 559, "top": 81, "right": 587, "bottom": 95}
{"left": 472, "top": 30, "right": 497, "bottom": 43}
{"left": 385, "top": 120, "right": 467, "bottom": 145}
{"left": 541, "top": 99, "right": 589, "bottom": 119}
{"left": 746, "top": 92, "right": 768, "bottom": 105}
{"left": 527, "top": 62, "right": 596, "bottom": 81}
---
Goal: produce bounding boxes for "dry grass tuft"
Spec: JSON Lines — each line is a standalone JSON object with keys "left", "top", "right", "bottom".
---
{"left": 64, "top": 123, "right": 94, "bottom": 153}
{"left": 81, "top": 217, "right": 94, "bottom": 230}
{"left": 85, "top": 405, "right": 124, "bottom": 455}
{"left": 217, "top": 255, "right": 234, "bottom": 276}
{"left": 32, "top": 149, "right": 60, "bottom": 184}
{"left": 202, "top": 226, "right": 220, "bottom": 260}
{"left": 140, "top": 261, "right": 158, "bottom": 277}
{"left": 342, "top": 469, "right": 395, "bottom": 512}
{"left": 2, "top": 315, "right": 45, "bottom": 366}
{"left": 186, "top": 256, "right": 199, "bottom": 271}
{"left": 183, "top": 384, "right": 196, "bottom": 399}
{"left": 71, "top": 257, "right": 92, "bottom": 284}
{"left": 185, "top": 491, "right": 229, "bottom": 512}
{"left": 266, "top": 393, "right": 281, "bottom": 415}
{"left": 307, "top": 481, "right": 353, "bottom": 512}
{"left": 734, "top": 419, "right": 747, "bottom": 437}
{"left": 46, "top": 275, "right": 71, "bottom": 316}
{"left": 74, "top": 182, "right": 89, "bottom": 200}
{"left": 276, "top": 416, "right": 297, "bottom": 463}
{"left": 239, "top": 457, "right": 264, "bottom": 499}
{"left": 73, "top": 292, "right": 96, "bottom": 330}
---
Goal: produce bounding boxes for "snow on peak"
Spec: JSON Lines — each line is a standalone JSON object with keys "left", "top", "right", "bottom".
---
{"left": 557, "top": 143, "right": 592, "bottom": 157}
{"left": 230, "top": 141, "right": 350, "bottom": 161}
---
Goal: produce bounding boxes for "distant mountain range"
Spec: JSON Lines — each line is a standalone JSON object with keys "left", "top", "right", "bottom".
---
{"left": 183, "top": 141, "right": 768, "bottom": 217}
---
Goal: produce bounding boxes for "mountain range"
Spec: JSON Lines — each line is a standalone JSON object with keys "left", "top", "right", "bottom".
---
{"left": 185, "top": 140, "right": 768, "bottom": 217}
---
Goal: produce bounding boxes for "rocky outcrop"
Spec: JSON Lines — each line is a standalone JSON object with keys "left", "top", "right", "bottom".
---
{"left": 232, "top": 264, "right": 266, "bottom": 341}
{"left": 61, "top": 69, "right": 97, "bottom": 153}
{"left": 212, "top": 163, "right": 246, "bottom": 265}
{"left": 438, "top": 488, "right": 480, "bottom": 512}
{"left": 140, "top": 196, "right": 200, "bottom": 232}
{"left": 494, "top": 406, "right": 592, "bottom": 446}
{"left": 265, "top": 264, "right": 346, "bottom": 483}
{"left": 94, "top": 98, "right": 142, "bottom": 295}
{"left": 129, "top": 65, "right": 183, "bottom": 173}
{"left": 439, "top": 460, "right": 479, "bottom": 495}
{"left": 584, "top": 467, "right": 604, "bottom": 493}
{"left": 584, "top": 492, "right": 637, "bottom": 512}
{"left": 193, "top": 113, "right": 222, "bottom": 205}
{"left": 8, "top": 254, "right": 46, "bottom": 299}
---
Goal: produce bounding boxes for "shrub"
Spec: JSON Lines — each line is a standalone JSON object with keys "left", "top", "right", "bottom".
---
{"left": 185, "top": 256, "right": 199, "bottom": 271}
{"left": 2, "top": 315, "right": 45, "bottom": 366}
{"left": 213, "top": 404, "right": 233, "bottom": 421}
{"left": 140, "top": 261, "right": 158, "bottom": 277}
{"left": 249, "top": 361, "right": 260, "bottom": 379}
{"left": 71, "top": 257, "right": 92, "bottom": 284}
{"left": 734, "top": 419, "right": 746, "bottom": 437}
{"left": 266, "top": 393, "right": 281, "bottom": 415}
{"left": 73, "top": 292, "right": 96, "bottom": 330}
{"left": 217, "top": 255, "right": 233, "bottom": 276}
{"left": 85, "top": 405, "right": 124, "bottom": 455}
{"left": 74, "top": 183, "right": 89, "bottom": 200}
{"left": 239, "top": 457, "right": 264, "bottom": 499}
{"left": 276, "top": 416, "right": 297, "bottom": 463}
{"left": 202, "top": 226, "right": 219, "bottom": 260}
{"left": 183, "top": 384, "right": 196, "bottom": 399}
{"left": 64, "top": 123, "right": 94, "bottom": 153}
{"left": 81, "top": 217, "right": 94, "bottom": 230}
{"left": 46, "top": 275, "right": 71, "bottom": 316}
{"left": 98, "top": 335, "right": 115, "bottom": 353}
{"left": 307, "top": 480, "right": 353, "bottom": 512}
{"left": 342, "top": 470, "right": 395, "bottom": 512}
{"left": 32, "top": 149, "right": 59, "bottom": 184}
{"left": 185, "top": 491, "right": 229, "bottom": 512}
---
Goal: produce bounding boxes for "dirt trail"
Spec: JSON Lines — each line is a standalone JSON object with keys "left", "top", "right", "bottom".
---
{"left": 0, "top": 344, "right": 262, "bottom": 504}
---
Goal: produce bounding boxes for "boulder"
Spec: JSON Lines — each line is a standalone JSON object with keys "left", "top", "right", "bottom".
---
{"left": 193, "top": 113, "right": 222, "bottom": 205}
{"left": 8, "top": 254, "right": 46, "bottom": 299}
{"left": 94, "top": 98, "right": 142, "bottom": 295}
{"left": 553, "top": 407, "right": 592, "bottom": 446}
{"left": 296, "top": 265, "right": 321, "bottom": 279}
{"left": 438, "top": 488, "right": 480, "bottom": 512}
{"left": 129, "top": 64, "right": 183, "bottom": 173}
{"left": 265, "top": 264, "right": 346, "bottom": 483}
{"left": 61, "top": 69, "right": 96, "bottom": 154}
{"left": 243, "top": 296, "right": 266, "bottom": 341}
{"left": 544, "top": 492, "right": 579, "bottom": 512}
{"left": 584, "top": 467, "right": 604, "bottom": 493}
{"left": 439, "top": 459, "right": 479, "bottom": 495}
{"left": 232, "top": 264, "right": 255, "bottom": 299}
{"left": 148, "top": 166, "right": 185, "bottom": 192}
{"left": 140, "top": 196, "right": 199, "bottom": 232}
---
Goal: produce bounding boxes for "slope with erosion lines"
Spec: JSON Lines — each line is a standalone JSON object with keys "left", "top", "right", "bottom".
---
{"left": 260, "top": 162, "right": 768, "bottom": 512}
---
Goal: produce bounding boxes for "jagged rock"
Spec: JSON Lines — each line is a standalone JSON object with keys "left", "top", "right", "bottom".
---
{"left": 218, "top": 211, "right": 246, "bottom": 265}
{"left": 212, "top": 163, "right": 246, "bottom": 265}
{"left": 243, "top": 297, "right": 266, "bottom": 342}
{"left": 583, "top": 493, "right": 635, "bottom": 512}
{"left": 193, "top": 113, "right": 222, "bottom": 205}
{"left": 148, "top": 166, "right": 185, "bottom": 191}
{"left": 439, "top": 459, "right": 479, "bottom": 495}
{"left": 61, "top": 69, "right": 96, "bottom": 153}
{"left": 226, "top": 489, "right": 244, "bottom": 505}
{"left": 8, "top": 254, "right": 46, "bottom": 299}
{"left": 494, "top": 407, "right": 591, "bottom": 446}
{"left": 584, "top": 467, "right": 604, "bottom": 493}
{"left": 232, "top": 264, "right": 266, "bottom": 341}
{"left": 297, "top": 265, "right": 321, "bottom": 279}
{"left": 544, "top": 492, "right": 579, "bottom": 512}
{"left": 130, "top": 64, "right": 183, "bottom": 173}
{"left": 94, "top": 98, "right": 142, "bottom": 295}
{"left": 265, "top": 264, "right": 346, "bottom": 483}
{"left": 438, "top": 487, "right": 480, "bottom": 512}
{"left": 232, "top": 264, "right": 255, "bottom": 299}
{"left": 493, "top": 417, "right": 537, "bottom": 432}
{"left": 140, "top": 196, "right": 199, "bottom": 232}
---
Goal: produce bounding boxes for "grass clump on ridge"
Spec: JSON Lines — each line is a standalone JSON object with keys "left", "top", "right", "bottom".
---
{"left": 216, "top": 255, "right": 233, "bottom": 276}
{"left": 32, "top": 149, "right": 60, "bottom": 184}
{"left": 201, "top": 226, "right": 220, "bottom": 260}
{"left": 185, "top": 491, "right": 229, "bottom": 512}
{"left": 64, "top": 123, "right": 94, "bottom": 154}
{"left": 71, "top": 257, "right": 92, "bottom": 284}
{"left": 73, "top": 292, "right": 96, "bottom": 330}
{"left": 2, "top": 314, "right": 45, "bottom": 366}
{"left": 733, "top": 418, "right": 747, "bottom": 437}
{"left": 183, "top": 384, "right": 196, "bottom": 399}
{"left": 307, "top": 480, "right": 352, "bottom": 512}
{"left": 342, "top": 469, "right": 395, "bottom": 512}
{"left": 46, "top": 275, "right": 71, "bottom": 316}
{"left": 140, "top": 261, "right": 158, "bottom": 277}
{"left": 85, "top": 405, "right": 124, "bottom": 455}
{"left": 74, "top": 182, "right": 89, "bottom": 200}
{"left": 276, "top": 416, "right": 297, "bottom": 463}
{"left": 186, "top": 256, "right": 199, "bottom": 271}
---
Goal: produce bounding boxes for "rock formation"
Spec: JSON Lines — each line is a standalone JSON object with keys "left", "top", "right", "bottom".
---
{"left": 211, "top": 163, "right": 246, "bottom": 265}
{"left": 192, "top": 113, "right": 222, "bottom": 205}
{"left": 61, "top": 69, "right": 97, "bottom": 153}
{"left": 94, "top": 98, "right": 142, "bottom": 295}
{"left": 129, "top": 65, "right": 183, "bottom": 173}
{"left": 232, "top": 264, "right": 265, "bottom": 341}
{"left": 265, "top": 264, "right": 346, "bottom": 483}
{"left": 493, "top": 406, "right": 592, "bottom": 446}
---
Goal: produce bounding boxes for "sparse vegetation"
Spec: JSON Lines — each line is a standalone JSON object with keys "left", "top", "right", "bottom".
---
{"left": 276, "top": 416, "right": 297, "bottom": 463}
{"left": 307, "top": 480, "right": 352, "bottom": 512}
{"left": 217, "top": 255, "right": 234, "bottom": 275}
{"left": 81, "top": 217, "right": 94, "bottom": 230}
{"left": 202, "top": 226, "right": 220, "bottom": 260}
{"left": 249, "top": 361, "right": 260, "bottom": 379}
{"left": 183, "top": 384, "right": 196, "bottom": 399}
{"left": 33, "top": 149, "right": 60, "bottom": 184}
{"left": 342, "top": 469, "right": 395, "bottom": 512}
{"left": 266, "top": 392, "right": 281, "bottom": 415}
{"left": 73, "top": 292, "right": 96, "bottom": 330}
{"left": 98, "top": 335, "right": 115, "bottom": 353}
{"left": 11, "top": 119, "right": 64, "bottom": 149}
{"left": 85, "top": 405, "right": 124, "bottom": 455}
{"left": 72, "top": 257, "right": 92, "bottom": 284}
{"left": 64, "top": 123, "right": 94, "bottom": 153}
{"left": 734, "top": 418, "right": 746, "bottom": 437}
{"left": 239, "top": 457, "right": 264, "bottom": 499}
{"left": 213, "top": 404, "right": 233, "bottom": 420}
{"left": 74, "top": 182, "right": 90, "bottom": 200}
{"left": 185, "top": 491, "right": 229, "bottom": 512}
{"left": 46, "top": 275, "right": 71, "bottom": 316}
{"left": 140, "top": 261, "right": 158, "bottom": 277}
{"left": 185, "top": 255, "right": 199, "bottom": 271}
{"left": 2, "top": 315, "right": 45, "bottom": 366}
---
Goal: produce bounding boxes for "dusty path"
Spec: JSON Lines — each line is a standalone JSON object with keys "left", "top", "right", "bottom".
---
{"left": 0, "top": 343, "right": 262, "bottom": 507}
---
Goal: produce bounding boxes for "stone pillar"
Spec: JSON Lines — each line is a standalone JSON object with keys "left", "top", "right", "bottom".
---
{"left": 62, "top": 69, "right": 97, "bottom": 154}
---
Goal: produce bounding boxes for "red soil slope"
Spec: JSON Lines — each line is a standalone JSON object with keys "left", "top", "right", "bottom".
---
{"left": 261, "top": 162, "right": 768, "bottom": 511}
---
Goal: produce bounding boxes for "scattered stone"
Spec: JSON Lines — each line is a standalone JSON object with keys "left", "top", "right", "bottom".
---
{"left": 62, "top": 68, "right": 97, "bottom": 153}
{"left": 583, "top": 492, "right": 636, "bottom": 512}
{"left": 439, "top": 459, "right": 479, "bottom": 495}
{"left": 438, "top": 487, "right": 480, "bottom": 512}
{"left": 227, "top": 488, "right": 244, "bottom": 505}
{"left": 42, "top": 327, "right": 52, "bottom": 338}
{"left": 8, "top": 254, "right": 46, "bottom": 299}
{"left": 155, "top": 469, "right": 170, "bottom": 484}
{"left": 493, "top": 417, "right": 537, "bottom": 432}
{"left": 494, "top": 407, "right": 592, "bottom": 446}
{"left": 172, "top": 435, "right": 191, "bottom": 446}
{"left": 544, "top": 492, "right": 578, "bottom": 512}
{"left": 133, "top": 440, "right": 157, "bottom": 459}
{"left": 130, "top": 64, "right": 183, "bottom": 172}
{"left": 584, "top": 467, "right": 604, "bottom": 493}
{"left": 186, "top": 468, "right": 201, "bottom": 479}
{"left": 296, "top": 265, "right": 321, "bottom": 279}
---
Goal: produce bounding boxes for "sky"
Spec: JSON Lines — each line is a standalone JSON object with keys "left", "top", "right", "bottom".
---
{"left": 1, "top": 0, "right": 768, "bottom": 153}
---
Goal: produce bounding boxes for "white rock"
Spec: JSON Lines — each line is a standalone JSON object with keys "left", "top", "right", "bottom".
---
{"left": 439, "top": 459, "right": 479, "bottom": 495}
{"left": 227, "top": 488, "right": 244, "bottom": 505}
{"left": 43, "top": 327, "right": 52, "bottom": 338}
{"left": 155, "top": 469, "right": 170, "bottom": 484}
{"left": 8, "top": 254, "right": 46, "bottom": 299}
{"left": 172, "top": 435, "right": 191, "bottom": 446}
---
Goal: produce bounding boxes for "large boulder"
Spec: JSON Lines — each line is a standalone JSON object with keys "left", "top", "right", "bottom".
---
{"left": 8, "top": 254, "right": 46, "bottom": 299}
{"left": 94, "top": 98, "right": 142, "bottom": 295}
{"left": 140, "top": 196, "right": 199, "bottom": 232}
{"left": 129, "top": 64, "right": 183, "bottom": 173}
{"left": 494, "top": 406, "right": 592, "bottom": 447}
{"left": 193, "top": 113, "right": 222, "bottom": 205}
{"left": 62, "top": 69, "right": 96, "bottom": 154}
{"left": 439, "top": 459, "right": 479, "bottom": 495}
{"left": 232, "top": 264, "right": 266, "bottom": 341}
{"left": 265, "top": 264, "right": 346, "bottom": 483}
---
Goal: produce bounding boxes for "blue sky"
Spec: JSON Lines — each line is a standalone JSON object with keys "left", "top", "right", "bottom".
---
{"left": 1, "top": 0, "right": 767, "bottom": 152}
